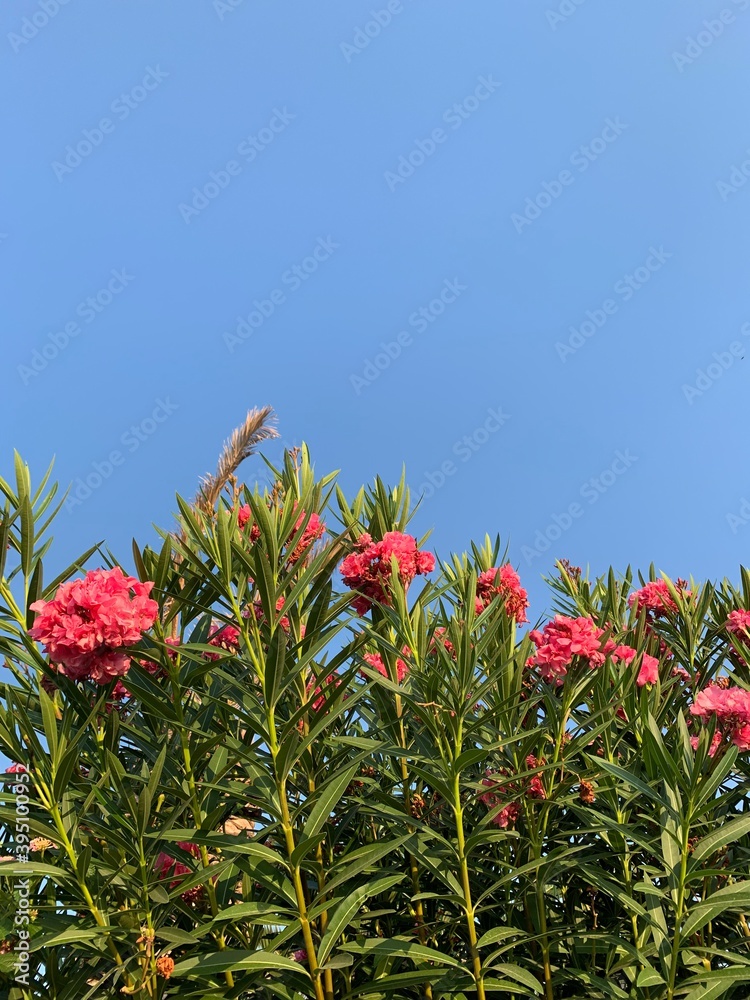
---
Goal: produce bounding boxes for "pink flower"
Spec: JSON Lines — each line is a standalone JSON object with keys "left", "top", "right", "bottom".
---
{"left": 636, "top": 653, "right": 660, "bottom": 687}
{"left": 475, "top": 565, "right": 529, "bottom": 623}
{"left": 29, "top": 567, "right": 159, "bottom": 684}
{"left": 479, "top": 775, "right": 521, "bottom": 828}
{"left": 155, "top": 842, "right": 205, "bottom": 903}
{"left": 204, "top": 623, "right": 241, "bottom": 661}
{"left": 610, "top": 644, "right": 637, "bottom": 665}
{"left": 528, "top": 615, "right": 606, "bottom": 684}
{"left": 306, "top": 672, "right": 343, "bottom": 711}
{"left": 690, "top": 684, "right": 750, "bottom": 751}
{"left": 292, "top": 948, "right": 307, "bottom": 963}
{"left": 430, "top": 627, "right": 456, "bottom": 659}
{"left": 628, "top": 580, "right": 685, "bottom": 617}
{"left": 5, "top": 763, "right": 26, "bottom": 774}
{"left": 727, "top": 609, "right": 750, "bottom": 636}
{"left": 287, "top": 508, "right": 326, "bottom": 565}
{"left": 340, "top": 532, "right": 435, "bottom": 616}
{"left": 690, "top": 732, "right": 723, "bottom": 757}
{"left": 526, "top": 775, "right": 546, "bottom": 800}
{"left": 363, "top": 651, "right": 410, "bottom": 683}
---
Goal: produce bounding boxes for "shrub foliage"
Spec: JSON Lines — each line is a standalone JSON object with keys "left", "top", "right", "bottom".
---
{"left": 1, "top": 444, "right": 750, "bottom": 1000}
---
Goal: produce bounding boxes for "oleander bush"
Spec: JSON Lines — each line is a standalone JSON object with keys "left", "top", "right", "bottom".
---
{"left": 1, "top": 417, "right": 750, "bottom": 1000}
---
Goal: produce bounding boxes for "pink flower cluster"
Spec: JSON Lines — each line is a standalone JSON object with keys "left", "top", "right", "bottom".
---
{"left": 340, "top": 532, "right": 435, "bottom": 616}
{"left": 690, "top": 684, "right": 750, "bottom": 751}
{"left": 628, "top": 579, "right": 688, "bottom": 617}
{"left": 479, "top": 775, "right": 521, "bottom": 828}
{"left": 236, "top": 503, "right": 325, "bottom": 563}
{"left": 528, "top": 616, "right": 607, "bottom": 684}
{"left": 528, "top": 615, "right": 659, "bottom": 687}
{"left": 287, "top": 508, "right": 326, "bottom": 564}
{"left": 29, "top": 567, "right": 159, "bottom": 684}
{"left": 475, "top": 565, "right": 529, "bottom": 623}
{"left": 363, "top": 650, "right": 410, "bottom": 684}
{"left": 306, "top": 672, "right": 343, "bottom": 712}
{"left": 204, "top": 623, "right": 241, "bottom": 661}
{"left": 726, "top": 609, "right": 750, "bottom": 636}
{"left": 528, "top": 617, "right": 661, "bottom": 687}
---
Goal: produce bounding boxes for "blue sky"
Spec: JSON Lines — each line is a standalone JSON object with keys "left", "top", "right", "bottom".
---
{"left": 2, "top": 0, "right": 750, "bottom": 620}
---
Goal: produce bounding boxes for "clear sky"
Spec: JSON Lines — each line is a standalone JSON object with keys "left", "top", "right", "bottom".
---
{"left": 2, "top": 0, "right": 750, "bottom": 621}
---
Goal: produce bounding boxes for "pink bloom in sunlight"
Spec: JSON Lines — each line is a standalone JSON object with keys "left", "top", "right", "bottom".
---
{"left": 362, "top": 651, "right": 410, "bottom": 684}
{"left": 690, "top": 684, "right": 750, "bottom": 751}
{"left": 690, "top": 732, "right": 723, "bottom": 757}
{"left": 475, "top": 565, "right": 529, "bottom": 623}
{"left": 29, "top": 567, "right": 159, "bottom": 685}
{"left": 628, "top": 579, "right": 687, "bottom": 617}
{"left": 636, "top": 653, "right": 660, "bottom": 687}
{"left": 340, "top": 532, "right": 435, "bottom": 616}
{"left": 610, "top": 644, "right": 637, "bottom": 665}
{"left": 528, "top": 615, "right": 605, "bottom": 684}
{"left": 726, "top": 610, "right": 750, "bottom": 636}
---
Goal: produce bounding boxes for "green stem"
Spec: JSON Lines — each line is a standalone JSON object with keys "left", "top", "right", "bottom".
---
{"left": 453, "top": 775, "right": 486, "bottom": 1000}
{"left": 171, "top": 673, "right": 235, "bottom": 989}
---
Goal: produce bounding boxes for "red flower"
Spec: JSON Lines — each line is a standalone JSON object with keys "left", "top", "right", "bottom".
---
{"left": 475, "top": 565, "right": 529, "bottom": 623}
{"left": 340, "top": 532, "right": 435, "bottom": 616}
{"left": 29, "top": 567, "right": 159, "bottom": 684}
{"left": 5, "top": 763, "right": 26, "bottom": 774}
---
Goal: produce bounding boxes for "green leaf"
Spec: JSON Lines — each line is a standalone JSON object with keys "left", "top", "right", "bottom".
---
{"left": 317, "top": 874, "right": 406, "bottom": 966}
{"left": 304, "top": 764, "right": 359, "bottom": 841}
{"left": 172, "top": 949, "right": 307, "bottom": 978}
{"left": 692, "top": 813, "right": 750, "bottom": 863}
{"left": 682, "top": 881, "right": 750, "bottom": 938}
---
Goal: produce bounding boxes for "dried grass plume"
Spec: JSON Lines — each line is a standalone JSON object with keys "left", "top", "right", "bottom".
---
{"left": 195, "top": 406, "right": 279, "bottom": 514}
